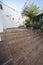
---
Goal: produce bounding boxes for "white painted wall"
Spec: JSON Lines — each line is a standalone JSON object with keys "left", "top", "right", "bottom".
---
{"left": 1, "top": 2, "right": 24, "bottom": 29}
{"left": 0, "top": 10, "right": 3, "bottom": 32}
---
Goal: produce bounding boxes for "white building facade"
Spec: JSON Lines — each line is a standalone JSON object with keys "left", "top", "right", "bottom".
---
{"left": 0, "top": 1, "right": 24, "bottom": 32}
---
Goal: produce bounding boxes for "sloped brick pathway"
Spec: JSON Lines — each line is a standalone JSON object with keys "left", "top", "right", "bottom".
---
{"left": 0, "top": 28, "right": 43, "bottom": 65}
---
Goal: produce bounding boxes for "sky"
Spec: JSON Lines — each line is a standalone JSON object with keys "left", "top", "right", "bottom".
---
{"left": 0, "top": 0, "right": 43, "bottom": 12}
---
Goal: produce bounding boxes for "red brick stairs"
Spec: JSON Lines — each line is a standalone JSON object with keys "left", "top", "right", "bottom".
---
{"left": 0, "top": 28, "right": 43, "bottom": 65}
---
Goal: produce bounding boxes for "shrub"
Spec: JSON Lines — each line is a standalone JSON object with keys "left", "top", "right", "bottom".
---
{"left": 33, "top": 22, "right": 40, "bottom": 29}
{"left": 25, "top": 19, "right": 31, "bottom": 28}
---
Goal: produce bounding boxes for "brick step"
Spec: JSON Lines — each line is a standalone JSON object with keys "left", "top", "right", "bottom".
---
{"left": 7, "top": 36, "right": 43, "bottom": 63}
{"left": 5, "top": 31, "right": 34, "bottom": 37}
{"left": 8, "top": 35, "right": 41, "bottom": 52}
{"left": 12, "top": 36, "right": 42, "bottom": 55}
{"left": 0, "top": 29, "right": 43, "bottom": 65}
{"left": 5, "top": 28, "right": 32, "bottom": 33}
{"left": 35, "top": 50, "right": 43, "bottom": 65}
{"left": 5, "top": 30, "right": 35, "bottom": 37}
{"left": 0, "top": 41, "right": 6, "bottom": 48}
{"left": 7, "top": 34, "right": 40, "bottom": 46}
{"left": 5, "top": 35, "right": 41, "bottom": 60}
{"left": 0, "top": 46, "right": 12, "bottom": 65}
{"left": 17, "top": 41, "right": 43, "bottom": 65}
{"left": 15, "top": 36, "right": 42, "bottom": 50}
{"left": 31, "top": 43, "right": 43, "bottom": 65}
{"left": 12, "top": 38, "right": 43, "bottom": 65}
{"left": 5, "top": 32, "right": 38, "bottom": 41}
{"left": 5, "top": 32, "right": 34, "bottom": 40}
{"left": 2, "top": 58, "right": 14, "bottom": 65}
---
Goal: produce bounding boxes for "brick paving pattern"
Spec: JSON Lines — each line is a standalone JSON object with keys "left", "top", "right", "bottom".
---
{"left": 0, "top": 28, "right": 43, "bottom": 65}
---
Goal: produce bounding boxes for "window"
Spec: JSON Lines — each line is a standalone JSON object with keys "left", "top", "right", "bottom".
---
{"left": 0, "top": 4, "right": 3, "bottom": 10}
{"left": 12, "top": 18, "right": 14, "bottom": 20}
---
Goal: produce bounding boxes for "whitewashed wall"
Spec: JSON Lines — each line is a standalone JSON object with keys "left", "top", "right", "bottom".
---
{"left": 1, "top": 2, "right": 24, "bottom": 29}
{"left": 0, "top": 10, "right": 3, "bottom": 32}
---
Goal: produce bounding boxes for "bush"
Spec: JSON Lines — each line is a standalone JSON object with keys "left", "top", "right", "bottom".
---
{"left": 25, "top": 19, "right": 31, "bottom": 28}
{"left": 40, "top": 22, "right": 43, "bottom": 30}
{"left": 33, "top": 23, "right": 40, "bottom": 29}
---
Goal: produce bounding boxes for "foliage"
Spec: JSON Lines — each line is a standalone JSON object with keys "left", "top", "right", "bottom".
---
{"left": 33, "top": 22, "right": 40, "bottom": 29}
{"left": 25, "top": 19, "right": 31, "bottom": 28}
{"left": 22, "top": 4, "right": 41, "bottom": 29}
{"left": 22, "top": 4, "right": 40, "bottom": 19}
